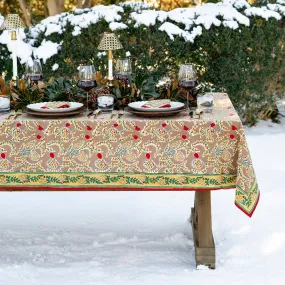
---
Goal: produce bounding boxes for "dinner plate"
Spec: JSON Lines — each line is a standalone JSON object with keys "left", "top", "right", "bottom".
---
{"left": 25, "top": 107, "right": 85, "bottom": 117}
{"left": 128, "top": 101, "right": 185, "bottom": 112}
{"left": 27, "top": 102, "right": 83, "bottom": 113}
{"left": 125, "top": 106, "right": 186, "bottom": 117}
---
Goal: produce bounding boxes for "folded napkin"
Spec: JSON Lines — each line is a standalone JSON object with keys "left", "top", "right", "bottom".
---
{"left": 141, "top": 100, "right": 171, "bottom": 109}
{"left": 41, "top": 102, "right": 71, "bottom": 109}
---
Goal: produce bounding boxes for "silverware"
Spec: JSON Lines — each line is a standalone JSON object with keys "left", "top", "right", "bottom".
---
{"left": 87, "top": 111, "right": 93, "bottom": 118}
{"left": 94, "top": 109, "right": 101, "bottom": 119}
{"left": 110, "top": 111, "right": 116, "bottom": 120}
{"left": 6, "top": 110, "right": 15, "bottom": 120}
{"left": 14, "top": 112, "right": 22, "bottom": 119}
{"left": 118, "top": 109, "right": 124, "bottom": 119}
{"left": 189, "top": 109, "right": 203, "bottom": 119}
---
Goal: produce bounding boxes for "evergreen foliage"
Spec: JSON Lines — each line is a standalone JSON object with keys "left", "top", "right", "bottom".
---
{"left": 0, "top": 2, "right": 284, "bottom": 124}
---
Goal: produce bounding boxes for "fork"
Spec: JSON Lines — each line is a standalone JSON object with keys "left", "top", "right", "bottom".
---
{"left": 14, "top": 111, "right": 23, "bottom": 120}
{"left": 110, "top": 110, "right": 116, "bottom": 120}
{"left": 118, "top": 109, "right": 124, "bottom": 119}
{"left": 6, "top": 110, "right": 15, "bottom": 120}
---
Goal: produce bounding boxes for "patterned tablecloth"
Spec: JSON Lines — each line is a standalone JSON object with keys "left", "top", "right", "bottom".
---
{"left": 0, "top": 93, "right": 259, "bottom": 217}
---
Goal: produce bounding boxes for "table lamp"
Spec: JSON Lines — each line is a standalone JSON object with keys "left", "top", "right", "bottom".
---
{"left": 97, "top": 32, "right": 123, "bottom": 81}
{"left": 0, "top": 14, "right": 25, "bottom": 81}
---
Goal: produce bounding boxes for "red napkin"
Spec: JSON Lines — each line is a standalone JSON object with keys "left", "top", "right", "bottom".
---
{"left": 159, "top": 104, "right": 171, "bottom": 108}
{"left": 58, "top": 104, "right": 70, "bottom": 109}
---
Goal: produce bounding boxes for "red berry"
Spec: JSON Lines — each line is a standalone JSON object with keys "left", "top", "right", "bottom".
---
{"left": 194, "top": 153, "right": 199, "bottom": 159}
{"left": 210, "top": 123, "right": 215, "bottom": 127}
{"left": 135, "top": 126, "right": 140, "bottom": 131}
{"left": 87, "top": 125, "right": 92, "bottom": 131}
{"left": 1, "top": 153, "right": 5, "bottom": 159}
{"left": 114, "top": 123, "right": 118, "bottom": 128}
{"left": 85, "top": 135, "right": 90, "bottom": 140}
{"left": 49, "top": 153, "right": 54, "bottom": 158}
{"left": 184, "top": 125, "right": 189, "bottom": 131}
{"left": 16, "top": 123, "right": 21, "bottom": 127}
{"left": 66, "top": 123, "right": 70, "bottom": 127}
{"left": 97, "top": 153, "right": 102, "bottom": 159}
{"left": 146, "top": 153, "right": 151, "bottom": 159}
{"left": 230, "top": 135, "right": 234, "bottom": 140}
{"left": 182, "top": 135, "right": 187, "bottom": 140}
{"left": 162, "top": 123, "right": 167, "bottom": 128}
{"left": 36, "top": 135, "right": 41, "bottom": 140}
{"left": 38, "top": 125, "right": 44, "bottom": 131}
{"left": 232, "top": 125, "right": 237, "bottom": 131}
{"left": 133, "top": 135, "right": 138, "bottom": 140}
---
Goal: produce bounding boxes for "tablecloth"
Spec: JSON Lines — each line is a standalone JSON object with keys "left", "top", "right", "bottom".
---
{"left": 0, "top": 93, "right": 259, "bottom": 217}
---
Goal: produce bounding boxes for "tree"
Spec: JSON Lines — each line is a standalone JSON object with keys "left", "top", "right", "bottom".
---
{"left": 17, "top": 0, "right": 31, "bottom": 26}
{"left": 47, "top": 0, "right": 64, "bottom": 16}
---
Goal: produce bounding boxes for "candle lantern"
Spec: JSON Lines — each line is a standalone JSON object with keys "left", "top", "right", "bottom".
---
{"left": 97, "top": 32, "right": 123, "bottom": 82}
{"left": 0, "top": 14, "right": 25, "bottom": 81}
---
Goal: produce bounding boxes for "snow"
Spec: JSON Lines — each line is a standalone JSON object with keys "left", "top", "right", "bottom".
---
{"left": 44, "top": 23, "right": 62, "bottom": 37}
{"left": 130, "top": 10, "right": 168, "bottom": 27}
{"left": 223, "top": 20, "right": 239, "bottom": 29}
{"left": 1, "top": 0, "right": 285, "bottom": 64}
{"left": 0, "top": 108, "right": 284, "bottom": 284}
{"left": 33, "top": 40, "right": 61, "bottom": 63}
{"left": 109, "top": 22, "right": 128, "bottom": 31}
{"left": 52, "top": 63, "right": 59, "bottom": 71}
{"left": 0, "top": 29, "right": 33, "bottom": 64}
{"left": 159, "top": 22, "right": 185, "bottom": 40}
{"left": 244, "top": 7, "right": 282, "bottom": 20}
{"left": 97, "top": 51, "right": 106, "bottom": 58}
{"left": 120, "top": 1, "right": 151, "bottom": 11}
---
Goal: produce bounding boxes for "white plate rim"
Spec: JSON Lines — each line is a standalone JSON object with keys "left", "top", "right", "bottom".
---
{"left": 128, "top": 101, "right": 185, "bottom": 112}
{"left": 27, "top": 102, "right": 83, "bottom": 113}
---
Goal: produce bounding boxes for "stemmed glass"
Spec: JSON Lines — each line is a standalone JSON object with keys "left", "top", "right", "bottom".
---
{"left": 25, "top": 59, "right": 43, "bottom": 85}
{"left": 114, "top": 58, "right": 132, "bottom": 86}
{"left": 77, "top": 65, "right": 97, "bottom": 112}
{"left": 178, "top": 64, "right": 198, "bottom": 109}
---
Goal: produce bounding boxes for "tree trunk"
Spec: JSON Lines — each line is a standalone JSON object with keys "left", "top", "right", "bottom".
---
{"left": 58, "top": 0, "right": 64, "bottom": 12}
{"left": 17, "top": 0, "right": 31, "bottom": 26}
{"left": 83, "top": 0, "right": 91, "bottom": 9}
{"left": 193, "top": 0, "right": 202, "bottom": 6}
{"left": 47, "top": 0, "right": 63, "bottom": 16}
{"left": 77, "top": 0, "right": 83, "bottom": 8}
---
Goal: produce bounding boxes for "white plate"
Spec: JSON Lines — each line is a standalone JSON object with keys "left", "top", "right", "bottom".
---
{"left": 128, "top": 101, "right": 184, "bottom": 112}
{"left": 27, "top": 102, "right": 83, "bottom": 113}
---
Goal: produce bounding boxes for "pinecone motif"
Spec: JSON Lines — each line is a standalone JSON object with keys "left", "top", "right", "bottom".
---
{"left": 89, "top": 87, "right": 110, "bottom": 103}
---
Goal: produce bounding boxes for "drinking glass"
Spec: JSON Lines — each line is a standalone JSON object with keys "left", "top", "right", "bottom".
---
{"left": 178, "top": 64, "right": 198, "bottom": 109}
{"left": 114, "top": 58, "right": 132, "bottom": 85}
{"left": 77, "top": 65, "right": 97, "bottom": 111}
{"left": 25, "top": 59, "right": 43, "bottom": 84}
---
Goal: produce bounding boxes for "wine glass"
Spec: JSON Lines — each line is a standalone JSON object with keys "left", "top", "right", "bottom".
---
{"left": 78, "top": 65, "right": 97, "bottom": 112}
{"left": 25, "top": 59, "right": 43, "bottom": 84}
{"left": 114, "top": 58, "right": 132, "bottom": 86}
{"left": 178, "top": 64, "right": 198, "bottom": 109}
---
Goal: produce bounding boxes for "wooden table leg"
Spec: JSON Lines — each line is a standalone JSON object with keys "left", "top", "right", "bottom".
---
{"left": 190, "top": 191, "right": 215, "bottom": 269}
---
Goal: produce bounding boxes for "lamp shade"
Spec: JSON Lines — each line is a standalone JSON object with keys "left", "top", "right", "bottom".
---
{"left": 0, "top": 14, "right": 25, "bottom": 30}
{"left": 97, "top": 32, "right": 123, "bottom": 51}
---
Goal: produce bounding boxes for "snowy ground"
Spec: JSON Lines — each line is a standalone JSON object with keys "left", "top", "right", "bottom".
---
{"left": 0, "top": 112, "right": 284, "bottom": 285}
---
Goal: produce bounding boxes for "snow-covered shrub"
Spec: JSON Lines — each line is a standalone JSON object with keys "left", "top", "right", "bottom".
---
{"left": 0, "top": 0, "right": 285, "bottom": 124}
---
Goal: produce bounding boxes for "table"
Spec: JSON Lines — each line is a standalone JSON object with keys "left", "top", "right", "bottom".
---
{"left": 0, "top": 93, "right": 259, "bottom": 269}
